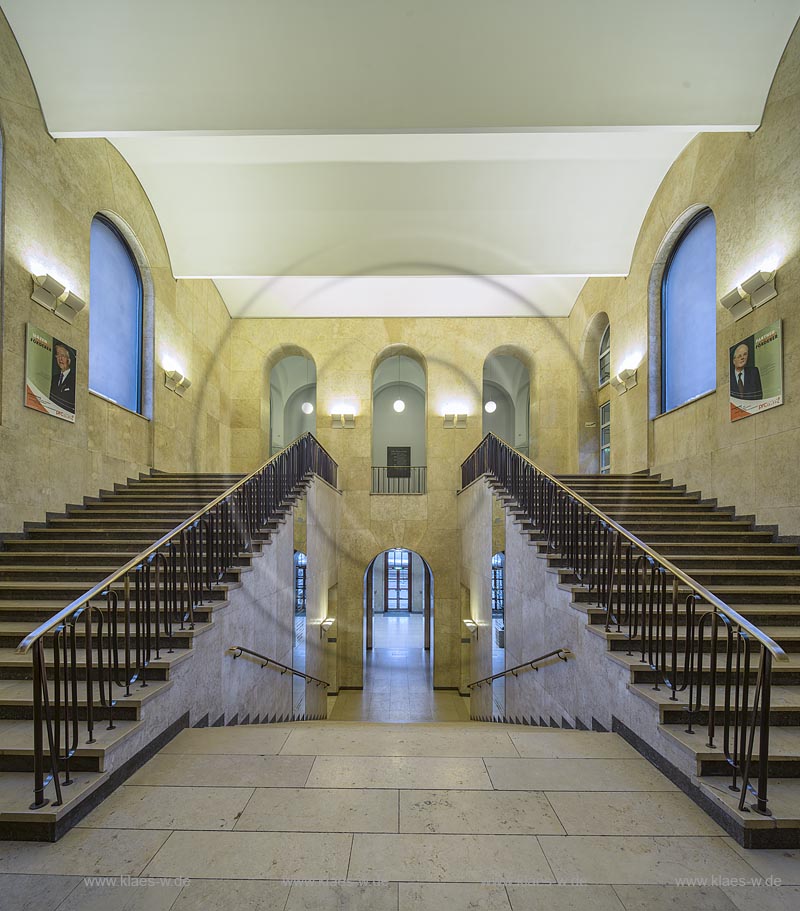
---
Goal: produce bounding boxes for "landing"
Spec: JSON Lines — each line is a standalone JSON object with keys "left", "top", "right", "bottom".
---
{"left": 1, "top": 722, "right": 797, "bottom": 908}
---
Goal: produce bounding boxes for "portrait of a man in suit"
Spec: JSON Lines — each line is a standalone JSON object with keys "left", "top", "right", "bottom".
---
{"left": 730, "top": 342, "right": 762, "bottom": 401}
{"left": 49, "top": 341, "right": 76, "bottom": 413}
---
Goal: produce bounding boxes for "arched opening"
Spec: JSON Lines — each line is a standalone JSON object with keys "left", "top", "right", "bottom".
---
{"left": 269, "top": 352, "right": 316, "bottom": 454}
{"left": 292, "top": 550, "right": 307, "bottom": 718}
{"left": 482, "top": 351, "right": 530, "bottom": 455}
{"left": 491, "top": 552, "right": 505, "bottom": 717}
{"left": 371, "top": 348, "right": 427, "bottom": 493}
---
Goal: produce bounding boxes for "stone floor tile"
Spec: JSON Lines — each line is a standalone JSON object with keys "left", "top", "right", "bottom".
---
{"left": 612, "top": 884, "right": 738, "bottom": 909}
{"left": 485, "top": 758, "right": 676, "bottom": 792}
{"left": 160, "top": 726, "right": 291, "bottom": 755}
{"left": 721, "top": 884, "right": 800, "bottom": 910}
{"left": 545, "top": 791, "right": 725, "bottom": 836}
{"left": 506, "top": 884, "right": 625, "bottom": 910}
{"left": 400, "top": 881, "right": 512, "bottom": 910}
{"left": 726, "top": 845, "right": 800, "bottom": 885}
{"left": 55, "top": 879, "right": 184, "bottom": 911}
{"left": 0, "top": 829, "right": 170, "bottom": 876}
{"left": 0, "top": 873, "right": 79, "bottom": 911}
{"left": 128, "top": 753, "right": 313, "bottom": 788}
{"left": 234, "top": 786, "right": 398, "bottom": 832}
{"left": 508, "top": 731, "right": 639, "bottom": 759}
{"left": 348, "top": 833, "right": 554, "bottom": 883}
{"left": 306, "top": 755, "right": 493, "bottom": 789}
{"left": 285, "top": 881, "right": 399, "bottom": 910}
{"left": 400, "top": 789, "right": 564, "bottom": 835}
{"left": 142, "top": 830, "right": 352, "bottom": 880}
{"left": 77, "top": 785, "right": 254, "bottom": 830}
{"left": 538, "top": 835, "right": 760, "bottom": 885}
{"left": 170, "top": 879, "right": 292, "bottom": 910}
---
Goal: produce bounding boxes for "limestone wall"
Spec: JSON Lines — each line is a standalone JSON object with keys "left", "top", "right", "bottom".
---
{"left": 569, "top": 19, "right": 800, "bottom": 533}
{"left": 0, "top": 10, "right": 234, "bottom": 534}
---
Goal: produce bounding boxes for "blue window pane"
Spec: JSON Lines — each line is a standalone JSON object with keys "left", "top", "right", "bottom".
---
{"left": 662, "top": 210, "right": 716, "bottom": 412}
{"left": 89, "top": 217, "right": 142, "bottom": 412}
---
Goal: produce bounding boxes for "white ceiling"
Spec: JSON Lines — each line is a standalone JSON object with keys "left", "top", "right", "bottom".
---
{"left": 3, "top": 1, "right": 798, "bottom": 317}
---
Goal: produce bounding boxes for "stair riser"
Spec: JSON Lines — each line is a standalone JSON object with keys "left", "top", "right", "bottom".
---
{"left": 0, "top": 607, "right": 214, "bottom": 624}
{"left": 573, "top": 589, "right": 800, "bottom": 605}
{"left": 0, "top": 554, "right": 254, "bottom": 569}
{"left": 631, "top": 668, "right": 800, "bottom": 686}
{"left": 558, "top": 569, "right": 800, "bottom": 586}
{"left": 0, "top": 584, "right": 232, "bottom": 599}
{"left": 0, "top": 633, "right": 197, "bottom": 650}
{"left": 660, "top": 707, "right": 800, "bottom": 726}
{"left": 0, "top": 665, "right": 170, "bottom": 683}
{"left": 609, "top": 638, "right": 800, "bottom": 653}
{"left": 590, "top": 610, "right": 800, "bottom": 626}
{"left": 698, "top": 758, "right": 800, "bottom": 778}
{"left": 0, "top": 703, "right": 140, "bottom": 722}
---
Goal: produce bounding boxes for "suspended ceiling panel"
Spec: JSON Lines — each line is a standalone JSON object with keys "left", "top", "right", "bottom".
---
{"left": 3, "top": 1, "right": 797, "bottom": 316}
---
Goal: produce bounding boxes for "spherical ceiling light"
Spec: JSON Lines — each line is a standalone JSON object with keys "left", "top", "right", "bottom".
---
{"left": 484, "top": 400, "right": 497, "bottom": 413}
{"left": 301, "top": 402, "right": 314, "bottom": 415}
{"left": 393, "top": 399, "right": 406, "bottom": 413}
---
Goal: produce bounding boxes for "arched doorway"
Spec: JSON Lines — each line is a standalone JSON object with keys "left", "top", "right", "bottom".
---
{"left": 269, "top": 352, "right": 316, "bottom": 455}
{"left": 364, "top": 548, "right": 433, "bottom": 652}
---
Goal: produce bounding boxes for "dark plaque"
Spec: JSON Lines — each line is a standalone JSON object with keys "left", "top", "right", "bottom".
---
{"left": 387, "top": 446, "right": 411, "bottom": 479}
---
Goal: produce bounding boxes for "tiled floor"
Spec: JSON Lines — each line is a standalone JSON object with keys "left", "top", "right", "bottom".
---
{"left": 328, "top": 613, "right": 470, "bottom": 722}
{"left": 2, "top": 722, "right": 799, "bottom": 910}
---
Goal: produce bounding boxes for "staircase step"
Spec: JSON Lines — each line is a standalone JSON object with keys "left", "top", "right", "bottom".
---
{"left": 0, "top": 718, "right": 143, "bottom": 771}
{"left": 0, "top": 678, "right": 173, "bottom": 721}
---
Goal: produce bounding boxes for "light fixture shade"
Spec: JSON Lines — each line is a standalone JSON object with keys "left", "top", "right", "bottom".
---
{"left": 720, "top": 286, "right": 752, "bottom": 320}
{"left": 610, "top": 374, "right": 628, "bottom": 395}
{"left": 484, "top": 400, "right": 497, "bottom": 413}
{"left": 31, "top": 273, "right": 66, "bottom": 312}
{"left": 54, "top": 290, "right": 86, "bottom": 324}
{"left": 619, "top": 367, "right": 638, "bottom": 389}
{"left": 443, "top": 413, "right": 467, "bottom": 429}
{"left": 165, "top": 369, "right": 191, "bottom": 396}
{"left": 331, "top": 412, "right": 355, "bottom": 429}
{"left": 301, "top": 401, "right": 314, "bottom": 415}
{"left": 741, "top": 270, "right": 777, "bottom": 308}
{"left": 393, "top": 399, "right": 406, "bottom": 413}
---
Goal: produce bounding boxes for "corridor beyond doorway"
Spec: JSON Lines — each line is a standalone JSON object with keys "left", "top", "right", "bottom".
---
{"left": 328, "top": 614, "right": 469, "bottom": 722}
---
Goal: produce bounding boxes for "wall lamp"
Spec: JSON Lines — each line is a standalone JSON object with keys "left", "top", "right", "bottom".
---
{"left": 320, "top": 617, "right": 335, "bottom": 639}
{"left": 331, "top": 412, "right": 355, "bottom": 429}
{"left": 443, "top": 413, "right": 467, "bottom": 429}
{"left": 31, "top": 273, "right": 86, "bottom": 324}
{"left": 610, "top": 367, "right": 638, "bottom": 394}
{"left": 165, "top": 369, "right": 191, "bottom": 396}
{"left": 463, "top": 618, "right": 479, "bottom": 639}
{"left": 720, "top": 269, "right": 778, "bottom": 320}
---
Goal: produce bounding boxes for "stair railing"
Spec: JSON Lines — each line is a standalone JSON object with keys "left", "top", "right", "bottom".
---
{"left": 230, "top": 646, "right": 329, "bottom": 688}
{"left": 16, "top": 433, "right": 337, "bottom": 811}
{"left": 467, "top": 647, "right": 573, "bottom": 690}
{"left": 462, "top": 432, "right": 787, "bottom": 816}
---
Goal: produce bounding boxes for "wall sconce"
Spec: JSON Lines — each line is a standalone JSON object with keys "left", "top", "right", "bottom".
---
{"left": 463, "top": 618, "right": 478, "bottom": 639}
{"left": 331, "top": 412, "right": 355, "bottom": 429}
{"left": 443, "top": 413, "right": 467, "bottom": 429}
{"left": 320, "top": 617, "right": 335, "bottom": 639}
{"left": 720, "top": 269, "right": 778, "bottom": 320}
{"left": 165, "top": 369, "right": 191, "bottom": 396}
{"left": 31, "top": 273, "right": 86, "bottom": 324}
{"left": 610, "top": 368, "right": 638, "bottom": 394}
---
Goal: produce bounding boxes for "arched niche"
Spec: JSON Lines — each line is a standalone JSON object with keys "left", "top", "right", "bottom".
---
{"left": 577, "top": 312, "right": 611, "bottom": 473}
{"left": 371, "top": 346, "right": 427, "bottom": 489}
{"left": 269, "top": 350, "right": 316, "bottom": 454}
{"left": 482, "top": 349, "right": 530, "bottom": 455}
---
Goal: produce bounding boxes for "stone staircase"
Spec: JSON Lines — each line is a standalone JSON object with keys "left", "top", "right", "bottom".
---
{"left": 501, "top": 472, "right": 800, "bottom": 845}
{"left": 0, "top": 470, "right": 317, "bottom": 840}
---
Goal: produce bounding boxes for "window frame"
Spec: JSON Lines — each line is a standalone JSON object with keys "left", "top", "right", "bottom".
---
{"left": 660, "top": 208, "right": 717, "bottom": 415}
{"left": 598, "top": 324, "right": 611, "bottom": 388}
{"left": 89, "top": 213, "right": 145, "bottom": 415}
{"left": 599, "top": 401, "right": 611, "bottom": 475}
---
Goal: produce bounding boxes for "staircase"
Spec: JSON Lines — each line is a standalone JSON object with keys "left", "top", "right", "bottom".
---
{"left": 514, "top": 472, "right": 800, "bottom": 846}
{"left": 0, "top": 468, "right": 314, "bottom": 840}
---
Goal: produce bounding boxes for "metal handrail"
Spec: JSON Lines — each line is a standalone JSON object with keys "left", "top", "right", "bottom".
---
{"left": 462, "top": 433, "right": 786, "bottom": 662}
{"left": 462, "top": 431, "right": 784, "bottom": 815}
{"left": 230, "top": 646, "right": 329, "bottom": 688}
{"left": 468, "top": 647, "right": 573, "bottom": 689}
{"left": 16, "top": 432, "right": 335, "bottom": 655}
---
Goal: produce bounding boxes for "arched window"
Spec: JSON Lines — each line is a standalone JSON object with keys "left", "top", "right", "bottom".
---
{"left": 89, "top": 215, "right": 144, "bottom": 413}
{"left": 598, "top": 324, "right": 610, "bottom": 387}
{"left": 661, "top": 209, "right": 716, "bottom": 413}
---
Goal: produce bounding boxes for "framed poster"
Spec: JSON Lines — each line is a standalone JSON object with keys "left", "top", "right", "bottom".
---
{"left": 387, "top": 446, "right": 411, "bottom": 479}
{"left": 730, "top": 319, "right": 782, "bottom": 422}
{"left": 25, "top": 324, "right": 77, "bottom": 423}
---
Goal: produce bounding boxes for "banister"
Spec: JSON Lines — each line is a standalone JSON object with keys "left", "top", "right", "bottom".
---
{"left": 230, "top": 646, "right": 329, "bottom": 688}
{"left": 468, "top": 647, "right": 573, "bottom": 689}
{"left": 464, "top": 433, "right": 786, "bottom": 662}
{"left": 16, "top": 432, "right": 334, "bottom": 655}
